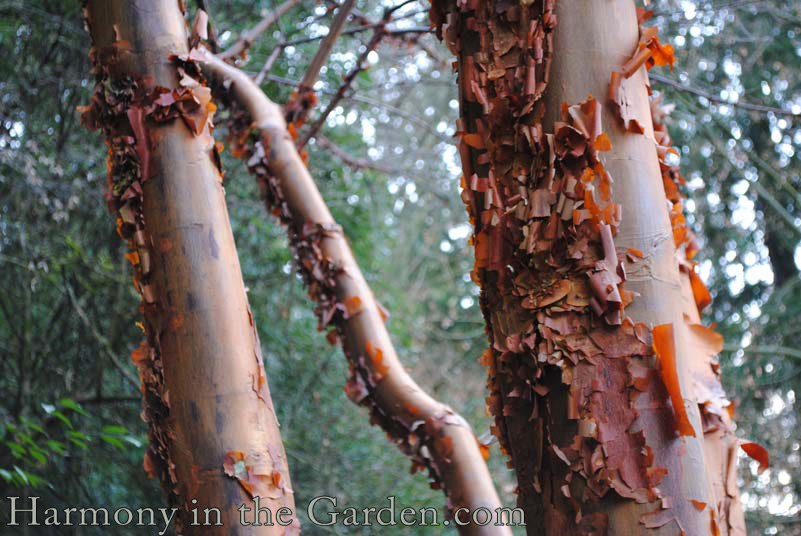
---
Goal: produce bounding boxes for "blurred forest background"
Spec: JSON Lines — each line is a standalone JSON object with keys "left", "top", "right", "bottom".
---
{"left": 0, "top": 0, "right": 799, "bottom": 534}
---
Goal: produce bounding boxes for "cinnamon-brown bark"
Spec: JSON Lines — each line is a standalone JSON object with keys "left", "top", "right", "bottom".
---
{"left": 432, "top": 0, "right": 754, "bottom": 534}
{"left": 199, "top": 50, "right": 511, "bottom": 535}
{"left": 81, "top": 2, "right": 297, "bottom": 533}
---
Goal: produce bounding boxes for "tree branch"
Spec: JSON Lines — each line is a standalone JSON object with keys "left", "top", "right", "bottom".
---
{"left": 300, "top": 0, "right": 356, "bottom": 90}
{"left": 253, "top": 45, "right": 283, "bottom": 86}
{"left": 263, "top": 73, "right": 450, "bottom": 141}
{"left": 284, "top": 0, "right": 358, "bottom": 128}
{"left": 298, "top": 25, "right": 387, "bottom": 148}
{"left": 218, "top": 0, "right": 304, "bottom": 61}
{"left": 199, "top": 48, "right": 510, "bottom": 535}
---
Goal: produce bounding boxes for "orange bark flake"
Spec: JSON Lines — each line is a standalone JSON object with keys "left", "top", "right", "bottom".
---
{"left": 688, "top": 268, "right": 712, "bottom": 311}
{"left": 462, "top": 132, "right": 485, "bottom": 149}
{"left": 740, "top": 441, "right": 769, "bottom": 474}
{"left": 343, "top": 295, "right": 362, "bottom": 317}
{"left": 365, "top": 340, "right": 390, "bottom": 379}
{"left": 130, "top": 341, "right": 149, "bottom": 369}
{"left": 627, "top": 247, "right": 644, "bottom": 258}
{"left": 223, "top": 450, "right": 284, "bottom": 500}
{"left": 125, "top": 250, "right": 140, "bottom": 266}
{"left": 690, "top": 500, "right": 706, "bottom": 511}
{"left": 478, "top": 442, "right": 490, "bottom": 461}
{"left": 652, "top": 324, "right": 697, "bottom": 437}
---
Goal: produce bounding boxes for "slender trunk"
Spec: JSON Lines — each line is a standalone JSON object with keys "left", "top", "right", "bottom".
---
{"left": 81, "top": 2, "right": 297, "bottom": 533}
{"left": 199, "top": 50, "right": 510, "bottom": 535}
{"left": 433, "top": 0, "right": 750, "bottom": 534}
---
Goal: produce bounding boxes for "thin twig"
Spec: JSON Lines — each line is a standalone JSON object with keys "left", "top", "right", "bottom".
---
{"left": 218, "top": 0, "right": 304, "bottom": 61}
{"left": 316, "top": 135, "right": 397, "bottom": 173}
{"left": 299, "top": 0, "right": 357, "bottom": 90}
{"left": 253, "top": 45, "right": 283, "bottom": 85}
{"left": 263, "top": 73, "right": 450, "bottom": 141}
{"left": 650, "top": 72, "right": 800, "bottom": 119}
{"left": 724, "top": 344, "right": 801, "bottom": 361}
{"left": 64, "top": 278, "right": 140, "bottom": 390}
{"left": 280, "top": 10, "right": 428, "bottom": 47}
{"left": 298, "top": 22, "right": 389, "bottom": 148}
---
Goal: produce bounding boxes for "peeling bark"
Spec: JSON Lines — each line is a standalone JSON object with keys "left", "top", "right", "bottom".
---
{"left": 199, "top": 50, "right": 510, "bottom": 535}
{"left": 432, "top": 0, "right": 755, "bottom": 534}
{"left": 81, "top": 2, "right": 297, "bottom": 533}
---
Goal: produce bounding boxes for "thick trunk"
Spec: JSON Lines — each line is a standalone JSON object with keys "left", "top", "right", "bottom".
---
{"left": 433, "top": 0, "right": 749, "bottom": 534}
{"left": 82, "top": 2, "right": 297, "bottom": 534}
{"left": 199, "top": 50, "right": 510, "bottom": 535}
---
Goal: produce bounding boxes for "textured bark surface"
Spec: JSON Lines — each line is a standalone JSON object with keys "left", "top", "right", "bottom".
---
{"left": 432, "top": 0, "right": 754, "bottom": 534}
{"left": 81, "top": 2, "right": 297, "bottom": 533}
{"left": 199, "top": 50, "right": 511, "bottom": 535}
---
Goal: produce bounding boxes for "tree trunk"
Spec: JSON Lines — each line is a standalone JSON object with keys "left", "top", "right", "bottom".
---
{"left": 81, "top": 2, "right": 297, "bottom": 533}
{"left": 432, "top": 0, "right": 750, "bottom": 534}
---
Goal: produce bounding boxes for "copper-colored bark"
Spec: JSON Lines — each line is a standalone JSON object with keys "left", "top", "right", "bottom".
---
{"left": 199, "top": 50, "right": 511, "bottom": 535}
{"left": 82, "top": 2, "right": 297, "bottom": 533}
{"left": 433, "top": 0, "right": 749, "bottom": 534}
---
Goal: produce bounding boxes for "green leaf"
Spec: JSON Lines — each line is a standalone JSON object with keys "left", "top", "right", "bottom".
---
{"left": 68, "top": 437, "right": 88, "bottom": 450}
{"left": 28, "top": 448, "right": 46, "bottom": 465}
{"left": 12, "top": 466, "right": 28, "bottom": 485}
{"left": 58, "top": 398, "right": 89, "bottom": 417}
{"left": 100, "top": 434, "right": 124, "bottom": 449}
{"left": 27, "top": 472, "right": 46, "bottom": 488}
{"left": 51, "top": 411, "right": 73, "bottom": 430}
{"left": 46, "top": 440, "right": 66, "bottom": 455}
{"left": 6, "top": 441, "right": 26, "bottom": 457}
{"left": 101, "top": 425, "right": 127, "bottom": 435}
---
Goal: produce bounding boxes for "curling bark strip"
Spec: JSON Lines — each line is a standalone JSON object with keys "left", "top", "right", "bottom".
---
{"left": 81, "top": 2, "right": 297, "bottom": 534}
{"left": 198, "top": 49, "right": 510, "bottom": 536}
{"left": 432, "top": 0, "right": 752, "bottom": 534}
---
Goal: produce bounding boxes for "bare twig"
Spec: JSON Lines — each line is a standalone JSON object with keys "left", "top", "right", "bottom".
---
{"left": 253, "top": 45, "right": 283, "bottom": 85}
{"left": 316, "top": 135, "right": 397, "bottom": 173}
{"left": 724, "top": 344, "right": 801, "bottom": 361}
{"left": 280, "top": 10, "right": 428, "bottom": 47}
{"left": 284, "top": 0, "right": 358, "bottom": 127}
{"left": 64, "top": 279, "right": 139, "bottom": 390}
{"left": 299, "top": 0, "right": 357, "bottom": 90}
{"left": 264, "top": 73, "right": 450, "bottom": 141}
{"left": 650, "top": 72, "right": 800, "bottom": 119}
{"left": 218, "top": 0, "right": 304, "bottom": 61}
{"left": 298, "top": 25, "right": 387, "bottom": 148}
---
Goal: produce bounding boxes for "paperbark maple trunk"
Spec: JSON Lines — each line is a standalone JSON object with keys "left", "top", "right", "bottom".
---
{"left": 433, "top": 0, "right": 749, "bottom": 534}
{"left": 82, "top": 2, "right": 297, "bottom": 534}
